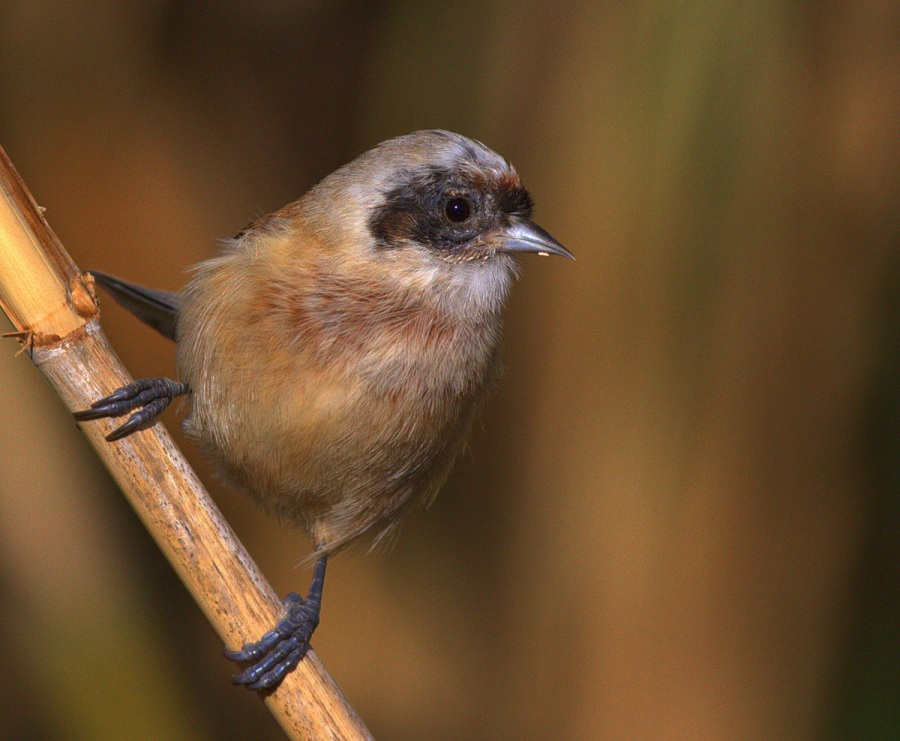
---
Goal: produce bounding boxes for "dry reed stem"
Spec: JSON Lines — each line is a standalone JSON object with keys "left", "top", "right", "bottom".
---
{"left": 0, "top": 145, "right": 372, "bottom": 741}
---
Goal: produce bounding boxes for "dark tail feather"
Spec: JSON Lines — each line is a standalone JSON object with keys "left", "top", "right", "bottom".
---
{"left": 90, "top": 270, "right": 181, "bottom": 341}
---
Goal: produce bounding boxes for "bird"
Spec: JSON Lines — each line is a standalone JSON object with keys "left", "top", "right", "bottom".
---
{"left": 74, "top": 129, "right": 573, "bottom": 690}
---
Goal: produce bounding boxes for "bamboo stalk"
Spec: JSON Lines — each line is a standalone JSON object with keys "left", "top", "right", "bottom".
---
{"left": 0, "top": 146, "right": 372, "bottom": 741}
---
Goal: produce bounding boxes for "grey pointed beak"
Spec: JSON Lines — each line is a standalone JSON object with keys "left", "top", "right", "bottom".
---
{"left": 499, "top": 218, "right": 575, "bottom": 260}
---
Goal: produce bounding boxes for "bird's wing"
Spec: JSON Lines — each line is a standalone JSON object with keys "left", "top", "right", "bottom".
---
{"left": 90, "top": 270, "right": 181, "bottom": 341}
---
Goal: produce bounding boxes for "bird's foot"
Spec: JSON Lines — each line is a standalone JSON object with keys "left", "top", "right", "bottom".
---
{"left": 225, "top": 592, "right": 320, "bottom": 690}
{"left": 74, "top": 377, "right": 189, "bottom": 441}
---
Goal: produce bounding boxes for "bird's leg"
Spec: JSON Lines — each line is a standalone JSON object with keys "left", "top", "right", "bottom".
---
{"left": 74, "top": 378, "right": 189, "bottom": 441}
{"left": 226, "top": 553, "right": 327, "bottom": 690}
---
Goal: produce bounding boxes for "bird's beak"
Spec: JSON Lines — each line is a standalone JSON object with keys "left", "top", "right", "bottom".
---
{"left": 499, "top": 218, "right": 575, "bottom": 260}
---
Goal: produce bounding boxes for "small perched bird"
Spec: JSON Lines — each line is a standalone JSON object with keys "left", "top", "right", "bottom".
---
{"left": 75, "top": 130, "right": 572, "bottom": 690}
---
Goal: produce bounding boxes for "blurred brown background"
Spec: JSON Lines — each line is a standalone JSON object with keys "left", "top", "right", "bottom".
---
{"left": 0, "top": 2, "right": 897, "bottom": 739}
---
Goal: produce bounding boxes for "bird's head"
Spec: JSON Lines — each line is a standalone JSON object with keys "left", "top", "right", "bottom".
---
{"left": 299, "top": 130, "right": 572, "bottom": 270}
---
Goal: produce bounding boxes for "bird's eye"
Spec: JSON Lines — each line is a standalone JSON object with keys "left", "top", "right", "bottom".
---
{"left": 445, "top": 197, "right": 471, "bottom": 223}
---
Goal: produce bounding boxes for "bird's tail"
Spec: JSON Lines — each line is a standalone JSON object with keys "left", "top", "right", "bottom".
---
{"left": 89, "top": 270, "right": 181, "bottom": 341}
